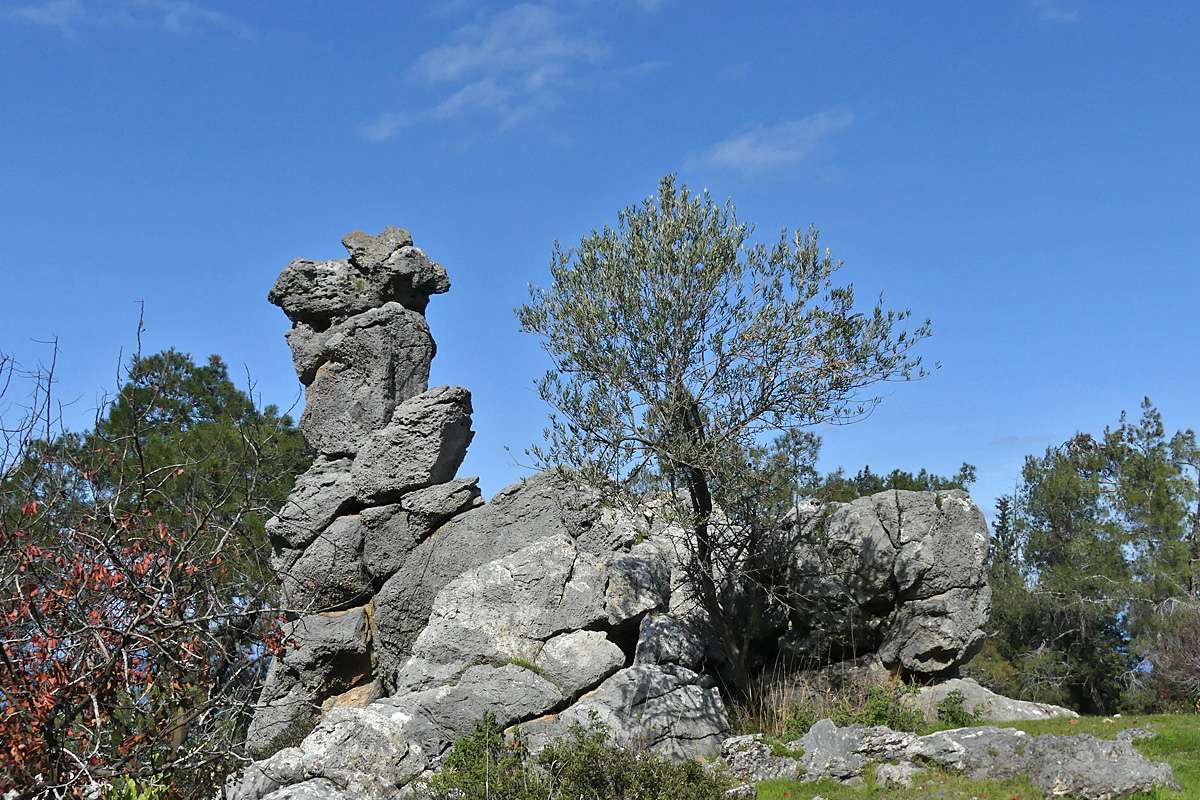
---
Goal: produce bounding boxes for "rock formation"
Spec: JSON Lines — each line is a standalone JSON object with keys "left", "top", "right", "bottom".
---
{"left": 719, "top": 720, "right": 1179, "bottom": 799}
{"left": 234, "top": 229, "right": 730, "bottom": 799}
{"left": 233, "top": 225, "right": 1118, "bottom": 800}
{"left": 784, "top": 489, "right": 991, "bottom": 675}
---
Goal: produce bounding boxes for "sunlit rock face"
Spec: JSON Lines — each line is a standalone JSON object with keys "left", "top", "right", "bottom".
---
{"left": 237, "top": 229, "right": 731, "bottom": 799}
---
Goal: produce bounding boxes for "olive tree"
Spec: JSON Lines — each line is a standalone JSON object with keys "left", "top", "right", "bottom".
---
{"left": 518, "top": 175, "right": 931, "bottom": 691}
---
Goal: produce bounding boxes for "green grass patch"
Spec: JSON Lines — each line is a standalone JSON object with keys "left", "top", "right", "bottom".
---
{"left": 757, "top": 768, "right": 1041, "bottom": 800}
{"left": 505, "top": 656, "right": 546, "bottom": 676}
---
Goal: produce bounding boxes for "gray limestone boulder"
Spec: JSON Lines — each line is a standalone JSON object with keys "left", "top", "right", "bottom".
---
{"left": 266, "top": 457, "right": 356, "bottom": 551}
{"left": 907, "top": 725, "right": 1179, "bottom": 797}
{"left": 875, "top": 761, "right": 923, "bottom": 788}
{"left": 604, "top": 542, "right": 672, "bottom": 626}
{"left": 787, "top": 489, "right": 991, "bottom": 675}
{"left": 517, "top": 664, "right": 730, "bottom": 762}
{"left": 534, "top": 630, "right": 626, "bottom": 699}
{"left": 903, "top": 677, "right": 1078, "bottom": 723}
{"left": 360, "top": 479, "right": 483, "bottom": 581}
{"left": 351, "top": 386, "right": 474, "bottom": 503}
{"left": 906, "top": 725, "right": 1033, "bottom": 780}
{"left": 279, "top": 515, "right": 371, "bottom": 612}
{"left": 1024, "top": 733, "right": 1180, "bottom": 799}
{"left": 876, "top": 585, "right": 991, "bottom": 675}
{"left": 395, "top": 534, "right": 609, "bottom": 687}
{"left": 230, "top": 663, "right": 566, "bottom": 800}
{"left": 796, "top": 719, "right": 871, "bottom": 781}
{"left": 719, "top": 734, "right": 802, "bottom": 782}
{"left": 244, "top": 608, "right": 374, "bottom": 759}
{"left": 299, "top": 303, "right": 434, "bottom": 455}
{"left": 268, "top": 227, "right": 449, "bottom": 326}
{"left": 371, "top": 472, "right": 606, "bottom": 684}
{"left": 634, "top": 612, "right": 707, "bottom": 670}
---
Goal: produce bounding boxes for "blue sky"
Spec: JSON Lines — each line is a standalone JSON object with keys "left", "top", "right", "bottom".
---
{"left": 1, "top": 1, "right": 1197, "bottom": 516}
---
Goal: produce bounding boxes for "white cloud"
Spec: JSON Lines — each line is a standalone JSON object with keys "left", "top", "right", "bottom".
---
{"left": 8, "top": 0, "right": 248, "bottom": 37}
{"left": 692, "top": 110, "right": 854, "bottom": 172}
{"left": 1034, "top": 1, "right": 1081, "bottom": 23}
{"left": 363, "top": 1, "right": 612, "bottom": 140}
{"left": 10, "top": 0, "right": 83, "bottom": 32}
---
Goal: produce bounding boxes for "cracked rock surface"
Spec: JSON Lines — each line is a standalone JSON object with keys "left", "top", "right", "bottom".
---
{"left": 785, "top": 489, "right": 991, "bottom": 675}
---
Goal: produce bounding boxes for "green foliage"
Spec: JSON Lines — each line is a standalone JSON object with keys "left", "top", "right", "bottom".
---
{"left": 518, "top": 174, "right": 931, "bottom": 692}
{"left": 103, "top": 778, "right": 169, "bottom": 800}
{"left": 935, "top": 689, "right": 983, "bottom": 728}
{"left": 426, "top": 713, "right": 539, "bottom": 800}
{"left": 0, "top": 348, "right": 309, "bottom": 797}
{"left": 829, "top": 683, "right": 924, "bottom": 732}
{"left": 973, "top": 399, "right": 1199, "bottom": 715}
{"left": 424, "top": 713, "right": 730, "bottom": 800}
{"left": 810, "top": 462, "right": 976, "bottom": 504}
{"left": 506, "top": 657, "right": 546, "bottom": 676}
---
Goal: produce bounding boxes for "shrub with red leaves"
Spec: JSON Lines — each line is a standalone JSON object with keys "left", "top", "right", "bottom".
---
{"left": 0, "top": 343, "right": 306, "bottom": 798}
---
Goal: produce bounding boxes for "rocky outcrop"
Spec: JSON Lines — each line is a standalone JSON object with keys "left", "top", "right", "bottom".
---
{"left": 237, "top": 228, "right": 730, "bottom": 791}
{"left": 902, "top": 676, "right": 1078, "bottom": 722}
{"left": 250, "top": 227, "right": 465, "bottom": 757}
{"left": 785, "top": 489, "right": 991, "bottom": 675}
{"left": 714, "top": 719, "right": 1179, "bottom": 800}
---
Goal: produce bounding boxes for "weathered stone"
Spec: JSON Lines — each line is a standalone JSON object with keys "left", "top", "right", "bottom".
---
{"left": 875, "top": 761, "right": 923, "bottom": 789}
{"left": 351, "top": 386, "right": 474, "bottom": 503}
{"left": 719, "top": 734, "right": 801, "bottom": 782}
{"left": 261, "top": 779, "right": 353, "bottom": 800}
{"left": 397, "top": 535, "right": 608, "bottom": 684}
{"left": 1024, "top": 733, "right": 1180, "bottom": 799}
{"left": 300, "top": 303, "right": 434, "bottom": 455}
{"left": 244, "top": 682, "right": 320, "bottom": 761}
{"left": 341, "top": 226, "right": 414, "bottom": 270}
{"left": 360, "top": 479, "right": 482, "bottom": 581}
{"left": 786, "top": 489, "right": 991, "bottom": 675}
{"left": 244, "top": 608, "right": 375, "bottom": 759}
{"left": 266, "top": 457, "right": 355, "bottom": 550}
{"left": 401, "top": 477, "right": 484, "bottom": 531}
{"left": 604, "top": 542, "right": 671, "bottom": 625}
{"left": 903, "top": 677, "right": 1078, "bottom": 723}
{"left": 268, "top": 228, "right": 448, "bottom": 327}
{"left": 372, "top": 472, "right": 606, "bottom": 684}
{"left": 634, "top": 612, "right": 706, "bottom": 670}
{"left": 877, "top": 586, "right": 991, "bottom": 675}
{"left": 228, "top": 704, "right": 433, "bottom": 800}
{"left": 534, "top": 630, "right": 625, "bottom": 698}
{"left": 907, "top": 725, "right": 1034, "bottom": 779}
{"left": 518, "top": 664, "right": 729, "bottom": 762}
{"left": 796, "top": 719, "right": 869, "bottom": 781}
{"left": 280, "top": 515, "right": 371, "bottom": 612}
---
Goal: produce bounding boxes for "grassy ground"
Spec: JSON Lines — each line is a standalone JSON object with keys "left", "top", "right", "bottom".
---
{"left": 754, "top": 714, "right": 1198, "bottom": 800}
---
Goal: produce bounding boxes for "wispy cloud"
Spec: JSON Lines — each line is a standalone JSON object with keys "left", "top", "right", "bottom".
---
{"left": 8, "top": 0, "right": 249, "bottom": 37}
{"left": 362, "top": 2, "right": 623, "bottom": 140}
{"left": 691, "top": 110, "right": 854, "bottom": 172}
{"left": 1034, "top": 1, "right": 1081, "bottom": 23}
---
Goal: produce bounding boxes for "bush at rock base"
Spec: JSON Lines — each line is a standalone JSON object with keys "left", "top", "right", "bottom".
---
{"left": 731, "top": 668, "right": 924, "bottom": 741}
{"left": 421, "top": 712, "right": 731, "bottom": 800}
{"left": 935, "top": 689, "right": 985, "bottom": 728}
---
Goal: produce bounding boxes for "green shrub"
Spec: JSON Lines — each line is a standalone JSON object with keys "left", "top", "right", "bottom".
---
{"left": 426, "top": 712, "right": 541, "bottom": 800}
{"left": 423, "top": 712, "right": 730, "bottom": 800}
{"left": 831, "top": 683, "right": 924, "bottom": 732}
{"left": 936, "top": 689, "right": 984, "bottom": 727}
{"left": 103, "top": 778, "right": 169, "bottom": 800}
